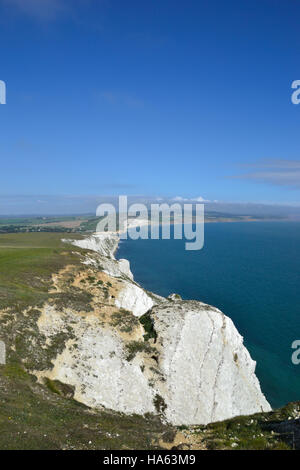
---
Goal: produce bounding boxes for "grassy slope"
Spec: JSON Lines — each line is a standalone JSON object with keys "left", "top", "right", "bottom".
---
{"left": 184, "top": 403, "right": 300, "bottom": 450}
{"left": 0, "top": 233, "right": 86, "bottom": 310}
{"left": 0, "top": 365, "right": 170, "bottom": 450}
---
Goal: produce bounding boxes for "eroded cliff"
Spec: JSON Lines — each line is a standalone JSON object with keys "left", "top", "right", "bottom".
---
{"left": 28, "top": 231, "right": 271, "bottom": 425}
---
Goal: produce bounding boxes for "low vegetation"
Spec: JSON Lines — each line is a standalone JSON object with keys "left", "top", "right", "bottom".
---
{"left": 0, "top": 366, "right": 170, "bottom": 450}
{"left": 0, "top": 232, "right": 87, "bottom": 310}
{"left": 186, "top": 402, "right": 300, "bottom": 450}
{"left": 139, "top": 312, "right": 157, "bottom": 341}
{"left": 125, "top": 341, "right": 154, "bottom": 361}
{"left": 111, "top": 309, "right": 140, "bottom": 333}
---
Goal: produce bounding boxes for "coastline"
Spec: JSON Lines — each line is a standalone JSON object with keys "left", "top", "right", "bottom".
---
{"left": 66, "top": 228, "right": 272, "bottom": 424}
{"left": 115, "top": 220, "right": 300, "bottom": 409}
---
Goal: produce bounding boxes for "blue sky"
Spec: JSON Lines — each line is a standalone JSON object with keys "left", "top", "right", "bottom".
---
{"left": 1, "top": 0, "right": 300, "bottom": 213}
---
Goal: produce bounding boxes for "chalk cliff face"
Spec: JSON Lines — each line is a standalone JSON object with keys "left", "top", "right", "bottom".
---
{"left": 37, "top": 305, "right": 155, "bottom": 415}
{"left": 150, "top": 301, "right": 270, "bottom": 424}
{"left": 36, "top": 231, "right": 271, "bottom": 425}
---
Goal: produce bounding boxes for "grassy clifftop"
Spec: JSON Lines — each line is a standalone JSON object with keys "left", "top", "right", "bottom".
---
{"left": 0, "top": 232, "right": 85, "bottom": 310}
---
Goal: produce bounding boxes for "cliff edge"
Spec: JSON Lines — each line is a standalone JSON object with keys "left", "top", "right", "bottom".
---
{"left": 32, "top": 231, "right": 270, "bottom": 425}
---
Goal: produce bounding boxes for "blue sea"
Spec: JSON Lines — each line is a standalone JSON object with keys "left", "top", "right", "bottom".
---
{"left": 117, "top": 221, "right": 300, "bottom": 409}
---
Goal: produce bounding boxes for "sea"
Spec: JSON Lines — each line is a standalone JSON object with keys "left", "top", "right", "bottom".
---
{"left": 117, "top": 221, "right": 300, "bottom": 408}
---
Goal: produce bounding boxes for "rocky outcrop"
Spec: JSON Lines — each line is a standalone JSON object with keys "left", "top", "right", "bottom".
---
{"left": 69, "top": 232, "right": 119, "bottom": 259}
{"left": 149, "top": 300, "right": 271, "bottom": 424}
{"left": 115, "top": 282, "right": 154, "bottom": 317}
{"left": 37, "top": 305, "right": 155, "bottom": 415}
{"left": 34, "top": 231, "right": 271, "bottom": 425}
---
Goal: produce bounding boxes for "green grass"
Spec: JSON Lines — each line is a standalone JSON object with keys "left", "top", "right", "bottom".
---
{"left": 78, "top": 217, "right": 103, "bottom": 232}
{"left": 0, "top": 232, "right": 85, "bottom": 310}
{"left": 191, "top": 408, "right": 296, "bottom": 450}
{"left": 125, "top": 341, "right": 154, "bottom": 361}
{"left": 139, "top": 312, "right": 157, "bottom": 341}
{"left": 111, "top": 309, "right": 140, "bottom": 333}
{"left": 0, "top": 216, "right": 80, "bottom": 227}
{"left": 0, "top": 215, "right": 106, "bottom": 234}
{"left": 0, "top": 368, "right": 170, "bottom": 450}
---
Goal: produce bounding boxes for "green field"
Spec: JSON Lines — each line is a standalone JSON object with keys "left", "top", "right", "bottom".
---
{"left": 0, "top": 232, "right": 85, "bottom": 310}
{"left": 0, "top": 216, "right": 79, "bottom": 226}
{"left": 0, "top": 215, "right": 103, "bottom": 234}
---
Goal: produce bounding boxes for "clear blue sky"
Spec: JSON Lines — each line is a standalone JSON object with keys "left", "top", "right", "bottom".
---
{"left": 1, "top": 0, "right": 300, "bottom": 211}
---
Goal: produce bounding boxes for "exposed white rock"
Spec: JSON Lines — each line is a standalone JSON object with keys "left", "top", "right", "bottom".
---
{"left": 167, "top": 293, "right": 182, "bottom": 301}
{"left": 0, "top": 339, "right": 5, "bottom": 365}
{"left": 68, "top": 234, "right": 133, "bottom": 281}
{"left": 150, "top": 300, "right": 271, "bottom": 425}
{"left": 115, "top": 281, "right": 154, "bottom": 317}
{"left": 117, "top": 258, "right": 133, "bottom": 280}
{"left": 69, "top": 232, "right": 119, "bottom": 259}
{"left": 37, "top": 307, "right": 155, "bottom": 415}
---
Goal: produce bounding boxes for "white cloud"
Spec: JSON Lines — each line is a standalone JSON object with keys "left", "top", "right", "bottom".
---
{"left": 240, "top": 159, "right": 300, "bottom": 169}
{"left": 171, "top": 196, "right": 210, "bottom": 203}
{"left": 171, "top": 196, "right": 187, "bottom": 201}
{"left": 233, "top": 159, "right": 300, "bottom": 189}
{"left": 193, "top": 196, "right": 211, "bottom": 202}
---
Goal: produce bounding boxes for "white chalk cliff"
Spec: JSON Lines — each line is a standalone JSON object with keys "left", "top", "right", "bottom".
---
{"left": 37, "top": 231, "right": 271, "bottom": 425}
